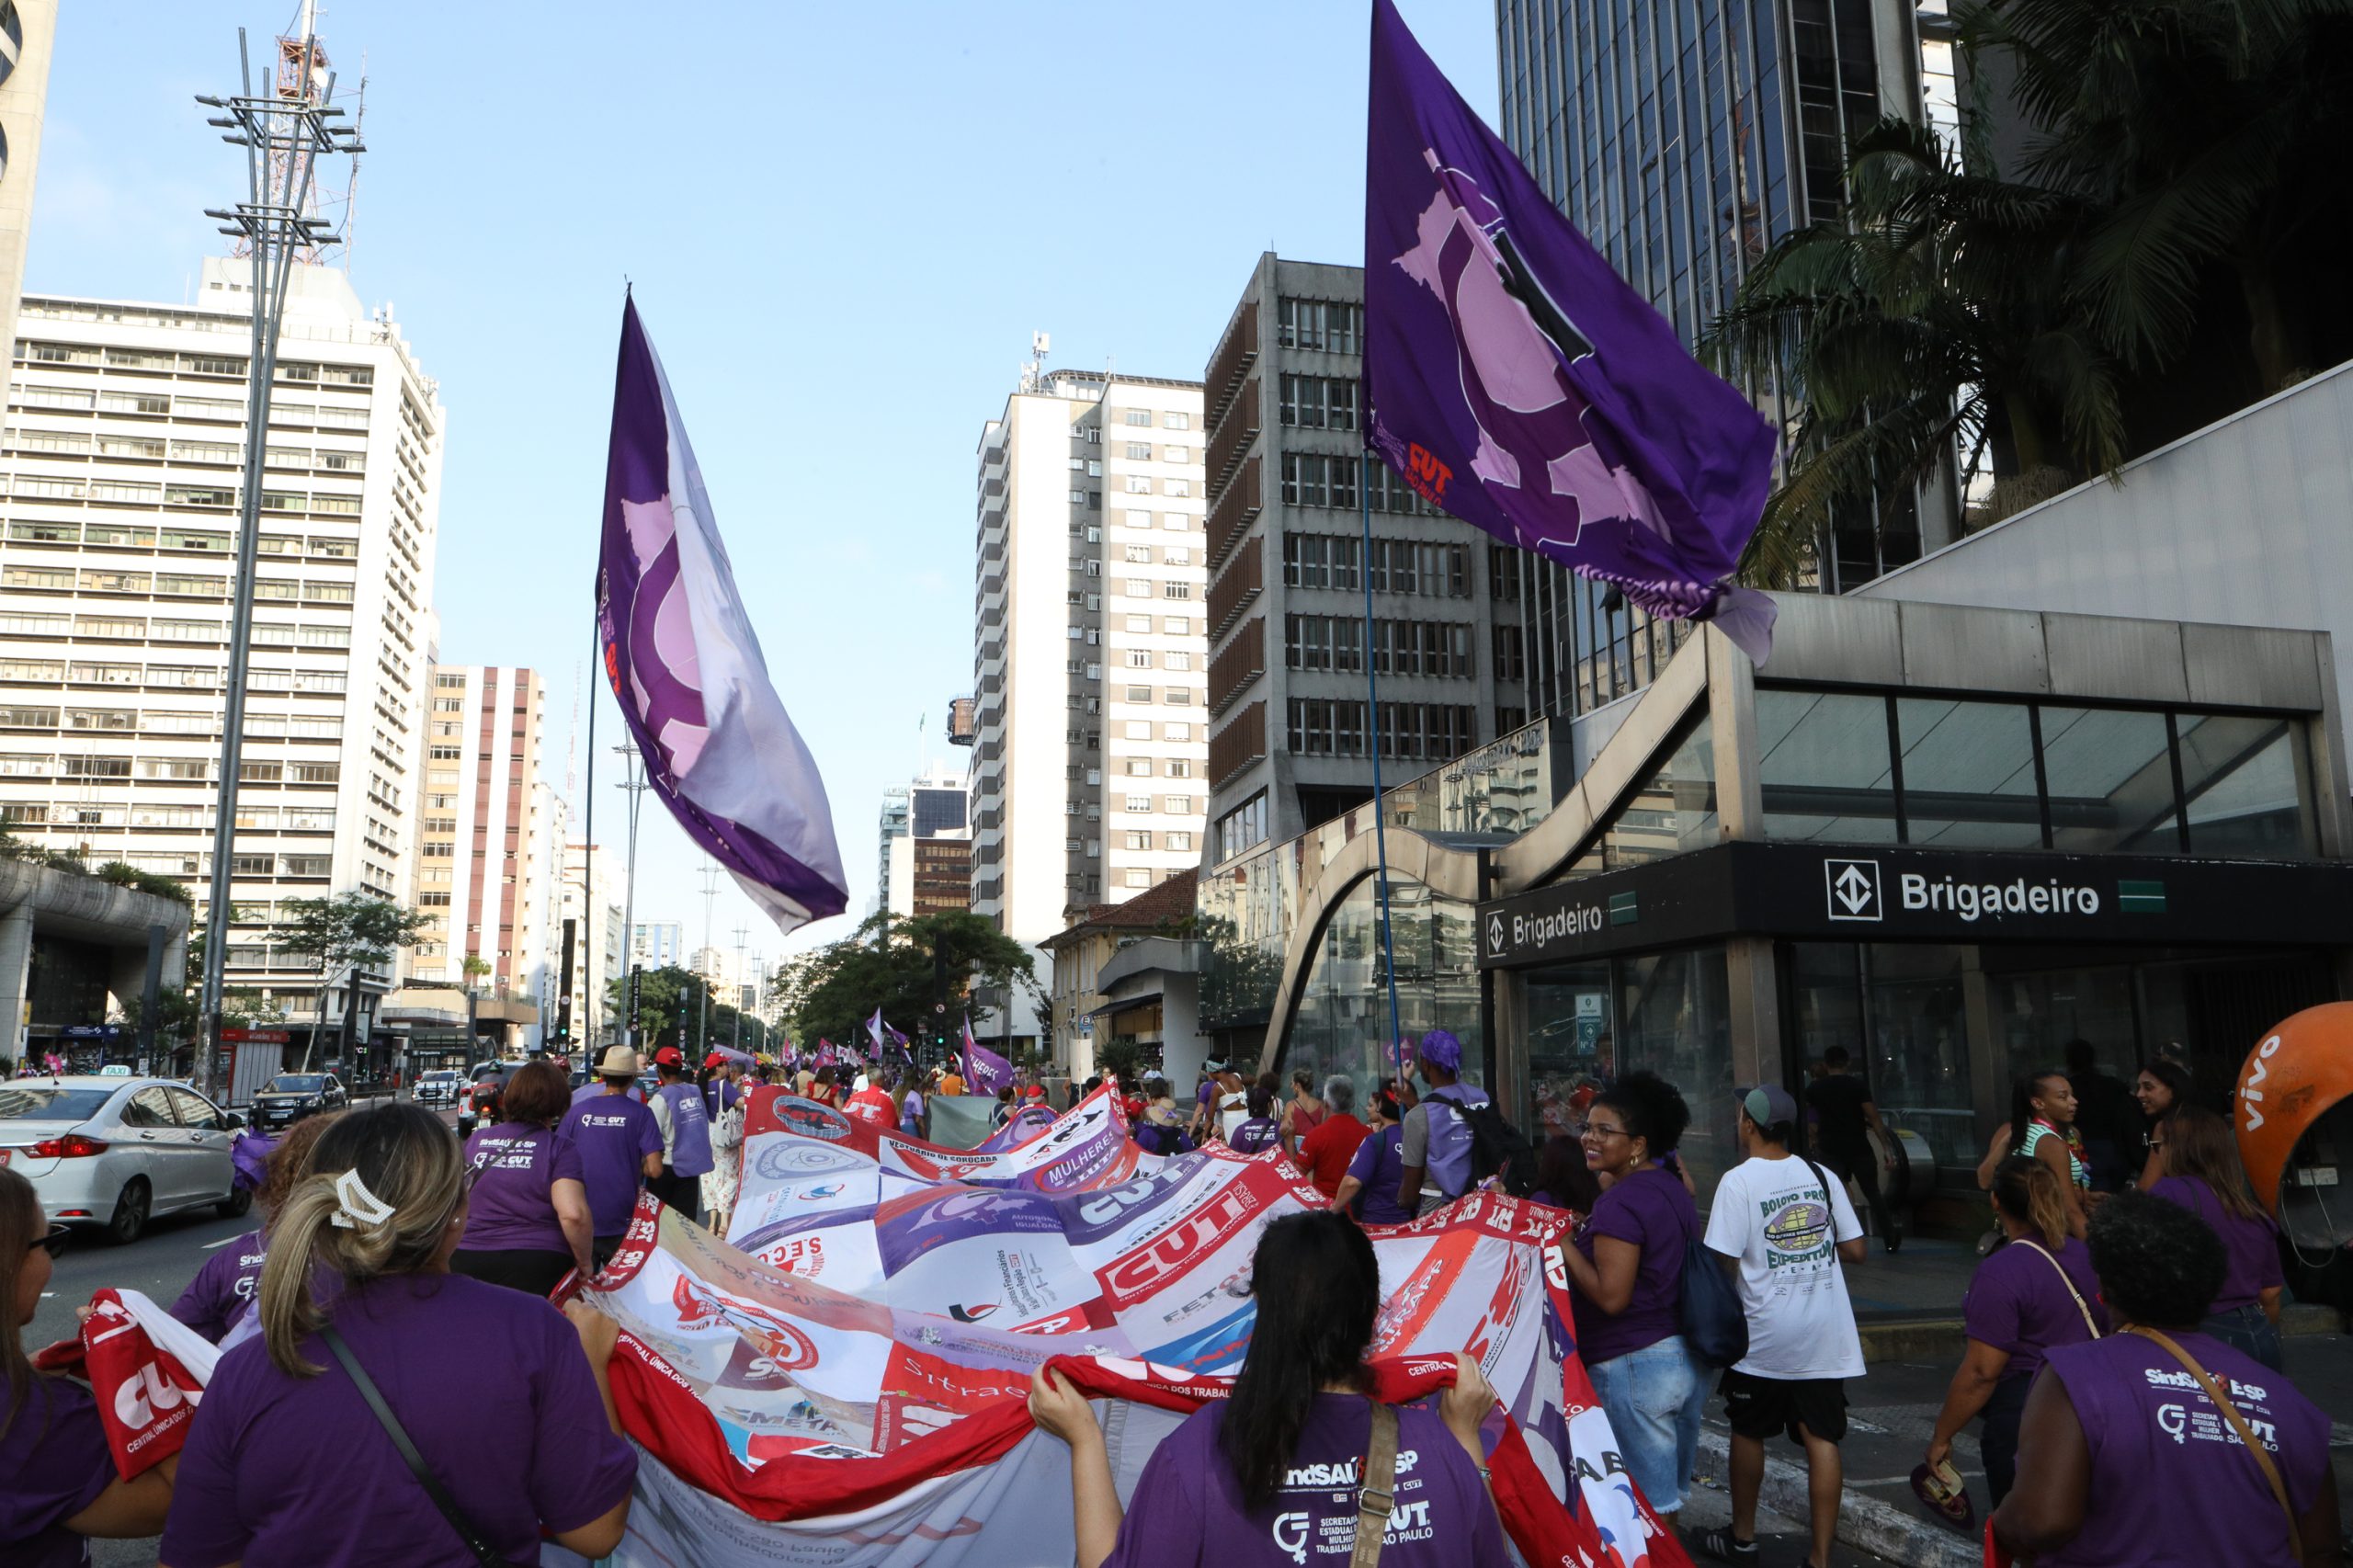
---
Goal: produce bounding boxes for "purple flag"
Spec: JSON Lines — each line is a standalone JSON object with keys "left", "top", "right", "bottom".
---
{"left": 864, "top": 1008, "right": 890, "bottom": 1063}
{"left": 598, "top": 297, "right": 850, "bottom": 933}
{"left": 961, "top": 1015, "right": 1013, "bottom": 1097}
{"left": 1362, "top": 0, "right": 1779, "bottom": 661}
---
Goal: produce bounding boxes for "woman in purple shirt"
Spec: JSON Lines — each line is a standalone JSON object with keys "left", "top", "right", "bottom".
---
{"left": 451, "top": 1060, "right": 595, "bottom": 1300}
{"left": 171, "top": 1109, "right": 341, "bottom": 1346}
{"left": 1924, "top": 1156, "right": 2108, "bottom": 1506}
{"left": 1993, "top": 1191, "right": 2336, "bottom": 1567}
{"left": 1226, "top": 1083, "right": 1282, "bottom": 1155}
{"left": 1331, "top": 1085, "right": 1415, "bottom": 1224}
{"left": 3, "top": 1168, "right": 179, "bottom": 1566}
{"left": 1554, "top": 1071, "right": 1705, "bottom": 1524}
{"left": 2145, "top": 1104, "right": 2286, "bottom": 1369}
{"left": 158, "top": 1102, "right": 635, "bottom": 1568}
{"left": 1028, "top": 1210, "right": 1511, "bottom": 1568}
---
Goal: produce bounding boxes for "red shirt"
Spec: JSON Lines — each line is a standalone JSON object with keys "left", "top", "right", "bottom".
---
{"left": 1295, "top": 1113, "right": 1372, "bottom": 1199}
{"left": 845, "top": 1087, "right": 896, "bottom": 1125}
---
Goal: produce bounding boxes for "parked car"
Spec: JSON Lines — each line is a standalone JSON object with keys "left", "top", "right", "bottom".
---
{"left": 414, "top": 1070, "right": 464, "bottom": 1108}
{"left": 251, "top": 1072, "right": 348, "bottom": 1132}
{"left": 0, "top": 1076, "right": 248, "bottom": 1243}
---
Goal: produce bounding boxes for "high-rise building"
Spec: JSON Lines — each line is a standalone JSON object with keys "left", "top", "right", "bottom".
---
{"left": 970, "top": 365, "right": 1206, "bottom": 946}
{"left": 0, "top": 2, "right": 58, "bottom": 387}
{"left": 1202, "top": 256, "right": 1530, "bottom": 869}
{"left": 407, "top": 665, "right": 551, "bottom": 1044}
{"left": 0, "top": 256, "right": 443, "bottom": 1044}
{"left": 1493, "top": 0, "right": 1938, "bottom": 717}
{"left": 879, "top": 762, "right": 971, "bottom": 918}
{"left": 630, "top": 921, "right": 682, "bottom": 970}
{"left": 559, "top": 842, "right": 623, "bottom": 1050}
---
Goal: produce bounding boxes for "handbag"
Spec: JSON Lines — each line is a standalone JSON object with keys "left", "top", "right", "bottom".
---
{"left": 320, "top": 1324, "right": 531, "bottom": 1568}
{"left": 1350, "top": 1399, "right": 1400, "bottom": 1568}
{"left": 1677, "top": 1229, "right": 1747, "bottom": 1368}
{"left": 2122, "top": 1325, "right": 2302, "bottom": 1558}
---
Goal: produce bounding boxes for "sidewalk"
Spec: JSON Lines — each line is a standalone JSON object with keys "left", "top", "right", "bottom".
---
{"left": 1679, "top": 1326, "right": 2353, "bottom": 1568}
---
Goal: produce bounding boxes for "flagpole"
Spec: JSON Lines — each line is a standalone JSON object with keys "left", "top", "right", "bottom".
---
{"left": 1358, "top": 480, "right": 1404, "bottom": 1054}
{"left": 581, "top": 619, "right": 598, "bottom": 1062}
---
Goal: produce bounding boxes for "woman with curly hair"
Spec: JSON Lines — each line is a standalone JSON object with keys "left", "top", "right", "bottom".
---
{"left": 168, "top": 1108, "right": 343, "bottom": 1345}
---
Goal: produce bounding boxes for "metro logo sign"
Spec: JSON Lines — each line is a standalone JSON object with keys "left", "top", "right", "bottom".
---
{"left": 1824, "top": 858, "right": 1882, "bottom": 921}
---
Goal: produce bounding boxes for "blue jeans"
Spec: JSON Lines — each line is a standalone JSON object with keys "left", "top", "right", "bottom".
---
{"left": 1587, "top": 1335, "right": 1705, "bottom": 1515}
{"left": 2201, "top": 1302, "right": 2283, "bottom": 1370}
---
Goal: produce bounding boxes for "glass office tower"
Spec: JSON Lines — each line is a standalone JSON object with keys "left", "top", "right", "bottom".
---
{"left": 1494, "top": 0, "right": 1931, "bottom": 715}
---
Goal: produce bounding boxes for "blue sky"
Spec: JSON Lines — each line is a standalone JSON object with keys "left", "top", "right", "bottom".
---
{"left": 27, "top": 1, "right": 1500, "bottom": 967}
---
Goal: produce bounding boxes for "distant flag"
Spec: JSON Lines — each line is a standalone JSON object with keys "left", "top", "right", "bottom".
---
{"left": 961, "top": 1016, "right": 1014, "bottom": 1097}
{"left": 864, "top": 1008, "right": 892, "bottom": 1063}
{"left": 597, "top": 296, "right": 851, "bottom": 934}
{"left": 1361, "top": 0, "right": 1779, "bottom": 662}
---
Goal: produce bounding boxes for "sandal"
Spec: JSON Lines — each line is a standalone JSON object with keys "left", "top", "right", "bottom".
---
{"left": 1697, "top": 1528, "right": 1759, "bottom": 1563}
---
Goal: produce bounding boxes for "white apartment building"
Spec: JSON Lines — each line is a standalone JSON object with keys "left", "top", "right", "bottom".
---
{"left": 407, "top": 665, "right": 551, "bottom": 1046}
{"left": 0, "top": 257, "right": 442, "bottom": 1044}
{"left": 631, "top": 921, "right": 682, "bottom": 970}
{"left": 970, "top": 369, "right": 1206, "bottom": 955}
{"left": 559, "top": 841, "right": 624, "bottom": 1051}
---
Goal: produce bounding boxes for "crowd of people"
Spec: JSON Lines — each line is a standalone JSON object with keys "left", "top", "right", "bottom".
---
{"left": 4, "top": 1030, "right": 2336, "bottom": 1567}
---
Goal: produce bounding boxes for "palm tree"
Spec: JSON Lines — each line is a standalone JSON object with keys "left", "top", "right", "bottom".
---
{"left": 1702, "top": 118, "right": 2123, "bottom": 586}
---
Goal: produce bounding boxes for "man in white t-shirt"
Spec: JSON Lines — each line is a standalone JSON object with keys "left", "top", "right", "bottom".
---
{"left": 1698, "top": 1085, "right": 1866, "bottom": 1568}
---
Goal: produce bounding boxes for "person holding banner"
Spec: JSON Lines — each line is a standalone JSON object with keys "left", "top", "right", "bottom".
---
{"left": 1028, "top": 1210, "right": 1511, "bottom": 1567}
{"left": 1332, "top": 1085, "right": 1415, "bottom": 1224}
{"left": 3, "top": 1168, "right": 179, "bottom": 1564}
{"left": 157, "top": 1103, "right": 636, "bottom": 1568}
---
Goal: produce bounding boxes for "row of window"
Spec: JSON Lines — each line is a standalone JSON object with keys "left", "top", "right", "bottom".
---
{"left": 21, "top": 342, "right": 374, "bottom": 388}
{"left": 1120, "top": 792, "right": 1196, "bottom": 815}
{"left": 0, "top": 565, "right": 352, "bottom": 603}
{"left": 1278, "top": 298, "right": 1365, "bottom": 356}
{"left": 0, "top": 610, "right": 349, "bottom": 648}
{"left": 1287, "top": 699, "right": 1480, "bottom": 761}
{"left": 1114, "top": 408, "right": 1194, "bottom": 430}
{"left": 1280, "top": 534, "right": 1474, "bottom": 597}
{"left": 1117, "top": 755, "right": 1197, "bottom": 778}
{"left": 1213, "top": 790, "right": 1269, "bottom": 865}
{"left": 0, "top": 799, "right": 335, "bottom": 832}
{"left": 0, "top": 706, "right": 343, "bottom": 739}
{"left": 14, "top": 384, "right": 370, "bottom": 428}
{"left": 1279, "top": 375, "right": 1358, "bottom": 431}
{"left": 0, "top": 755, "right": 338, "bottom": 784}
{"left": 0, "top": 659, "right": 343, "bottom": 693}
{"left": 1272, "top": 453, "right": 1446, "bottom": 519}
{"left": 1285, "top": 616, "right": 1478, "bottom": 677}
{"left": 1112, "top": 510, "right": 1191, "bottom": 533}
{"left": 8, "top": 474, "right": 361, "bottom": 515}
{"left": 6, "top": 519, "right": 357, "bottom": 557}
{"left": 8, "top": 429, "right": 365, "bottom": 474}
{"left": 1119, "top": 542, "right": 1193, "bottom": 565}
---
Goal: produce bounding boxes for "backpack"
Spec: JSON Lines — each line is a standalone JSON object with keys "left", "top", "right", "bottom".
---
{"left": 1428, "top": 1087, "right": 1540, "bottom": 1199}
{"left": 1678, "top": 1233, "right": 1747, "bottom": 1368}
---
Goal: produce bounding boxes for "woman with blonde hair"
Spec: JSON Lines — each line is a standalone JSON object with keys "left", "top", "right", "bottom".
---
{"left": 2, "top": 1166, "right": 179, "bottom": 1562}
{"left": 1923, "top": 1155, "right": 2108, "bottom": 1508}
{"left": 157, "top": 1102, "right": 635, "bottom": 1567}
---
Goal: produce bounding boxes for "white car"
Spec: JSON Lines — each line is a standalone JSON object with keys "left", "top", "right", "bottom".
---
{"left": 0, "top": 1075, "right": 249, "bottom": 1243}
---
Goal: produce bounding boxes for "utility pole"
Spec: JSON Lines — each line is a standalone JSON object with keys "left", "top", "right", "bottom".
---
{"left": 731, "top": 925, "right": 747, "bottom": 1051}
{"left": 191, "top": 22, "right": 362, "bottom": 1100}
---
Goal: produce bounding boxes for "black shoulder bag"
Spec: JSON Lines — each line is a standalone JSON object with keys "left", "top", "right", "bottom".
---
{"left": 319, "top": 1324, "right": 531, "bottom": 1567}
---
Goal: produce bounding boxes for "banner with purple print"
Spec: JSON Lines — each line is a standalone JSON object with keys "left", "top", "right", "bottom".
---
{"left": 961, "top": 1016, "right": 1013, "bottom": 1097}
{"left": 597, "top": 297, "right": 849, "bottom": 934}
{"left": 1362, "top": 0, "right": 1779, "bottom": 661}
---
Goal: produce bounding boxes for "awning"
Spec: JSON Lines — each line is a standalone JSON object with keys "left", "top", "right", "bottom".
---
{"left": 379, "top": 988, "right": 469, "bottom": 1026}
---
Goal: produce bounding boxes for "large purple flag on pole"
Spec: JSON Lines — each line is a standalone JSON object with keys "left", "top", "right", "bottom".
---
{"left": 1363, "top": 0, "right": 1779, "bottom": 661}
{"left": 961, "top": 1015, "right": 1013, "bottom": 1097}
{"left": 598, "top": 298, "right": 849, "bottom": 933}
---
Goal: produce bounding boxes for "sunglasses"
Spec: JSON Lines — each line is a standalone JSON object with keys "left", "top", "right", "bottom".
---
{"left": 29, "top": 1224, "right": 67, "bottom": 1259}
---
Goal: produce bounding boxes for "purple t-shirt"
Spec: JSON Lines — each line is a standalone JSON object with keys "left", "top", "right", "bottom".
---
{"left": 2040, "top": 1330, "right": 2330, "bottom": 1568}
{"left": 158, "top": 1274, "right": 634, "bottom": 1568}
{"left": 1229, "top": 1117, "right": 1281, "bottom": 1154}
{"left": 2148, "top": 1176, "right": 2285, "bottom": 1313}
{"left": 461, "top": 1122, "right": 586, "bottom": 1256}
{"left": 1101, "top": 1394, "right": 1509, "bottom": 1568}
{"left": 1572, "top": 1164, "right": 1699, "bottom": 1366}
{"left": 1961, "top": 1234, "right": 2108, "bottom": 1381}
{"left": 172, "top": 1226, "right": 268, "bottom": 1344}
{"left": 1346, "top": 1123, "right": 1415, "bottom": 1224}
{"left": 556, "top": 1092, "right": 664, "bottom": 1237}
{"left": 0, "top": 1373, "right": 113, "bottom": 1568}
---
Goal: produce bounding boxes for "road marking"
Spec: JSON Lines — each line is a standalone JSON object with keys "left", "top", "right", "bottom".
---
{"left": 201, "top": 1236, "right": 241, "bottom": 1249}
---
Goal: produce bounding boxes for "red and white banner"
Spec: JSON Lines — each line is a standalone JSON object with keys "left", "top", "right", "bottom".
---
{"left": 33, "top": 1288, "right": 219, "bottom": 1479}
{"left": 552, "top": 1087, "right": 1691, "bottom": 1567}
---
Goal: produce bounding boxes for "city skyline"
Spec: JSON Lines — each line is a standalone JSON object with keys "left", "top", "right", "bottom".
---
{"left": 18, "top": 1, "right": 1501, "bottom": 960}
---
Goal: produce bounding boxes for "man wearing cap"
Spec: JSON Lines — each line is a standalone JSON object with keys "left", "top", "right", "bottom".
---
{"left": 1698, "top": 1085, "right": 1868, "bottom": 1568}
{"left": 556, "top": 1044, "right": 666, "bottom": 1267}
{"left": 1396, "top": 1029, "right": 1491, "bottom": 1217}
{"left": 647, "top": 1047, "right": 714, "bottom": 1221}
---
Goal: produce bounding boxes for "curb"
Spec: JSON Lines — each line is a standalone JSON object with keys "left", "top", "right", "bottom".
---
{"left": 1693, "top": 1430, "right": 1977, "bottom": 1568}
{"left": 1859, "top": 1301, "right": 2343, "bottom": 1363}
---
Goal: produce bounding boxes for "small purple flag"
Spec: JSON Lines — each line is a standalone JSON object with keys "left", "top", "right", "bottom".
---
{"left": 598, "top": 297, "right": 850, "bottom": 933}
{"left": 1363, "top": 0, "right": 1779, "bottom": 661}
{"left": 961, "top": 1015, "right": 1013, "bottom": 1097}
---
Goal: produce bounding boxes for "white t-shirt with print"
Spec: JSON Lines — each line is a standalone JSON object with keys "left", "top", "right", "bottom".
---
{"left": 1703, "top": 1153, "right": 1866, "bottom": 1380}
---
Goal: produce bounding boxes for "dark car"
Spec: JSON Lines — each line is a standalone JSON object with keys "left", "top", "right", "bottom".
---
{"left": 251, "top": 1073, "right": 347, "bottom": 1131}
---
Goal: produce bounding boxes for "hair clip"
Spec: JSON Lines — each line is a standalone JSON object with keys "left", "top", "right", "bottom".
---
{"left": 330, "top": 1168, "right": 397, "bottom": 1230}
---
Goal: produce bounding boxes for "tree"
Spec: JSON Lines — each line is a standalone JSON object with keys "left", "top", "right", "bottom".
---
{"left": 770, "top": 912, "right": 1039, "bottom": 1058}
{"left": 604, "top": 963, "right": 769, "bottom": 1059}
{"left": 1097, "top": 1036, "right": 1145, "bottom": 1089}
{"left": 278, "top": 892, "right": 430, "bottom": 1067}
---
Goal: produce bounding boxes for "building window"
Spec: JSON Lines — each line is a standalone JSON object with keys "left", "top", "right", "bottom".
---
{"left": 1125, "top": 758, "right": 1153, "bottom": 777}
{"left": 1163, "top": 412, "right": 1191, "bottom": 431}
{"left": 1162, "top": 478, "right": 1190, "bottom": 498}
{"left": 1162, "top": 616, "right": 1188, "bottom": 634}
{"left": 1167, "top": 831, "right": 1192, "bottom": 852}
{"left": 1281, "top": 533, "right": 1360, "bottom": 591}
{"left": 1277, "top": 298, "right": 1364, "bottom": 354}
{"left": 1163, "top": 651, "right": 1191, "bottom": 670}
{"left": 1125, "top": 442, "right": 1153, "bottom": 460}
{"left": 1164, "top": 794, "right": 1189, "bottom": 814}
{"left": 1124, "top": 475, "right": 1153, "bottom": 494}
{"left": 1164, "top": 722, "right": 1191, "bottom": 741}
{"left": 1287, "top": 698, "right": 1368, "bottom": 756}
{"left": 1124, "top": 409, "right": 1153, "bottom": 426}
{"left": 1162, "top": 582, "right": 1190, "bottom": 599}
{"left": 1124, "top": 868, "right": 1151, "bottom": 888}
{"left": 1125, "top": 831, "right": 1153, "bottom": 851}
{"left": 1279, "top": 374, "right": 1360, "bottom": 431}
{"left": 1165, "top": 758, "right": 1192, "bottom": 778}
{"left": 1124, "top": 721, "right": 1153, "bottom": 741}
{"left": 1126, "top": 793, "right": 1154, "bottom": 812}
{"left": 1124, "top": 650, "right": 1153, "bottom": 668}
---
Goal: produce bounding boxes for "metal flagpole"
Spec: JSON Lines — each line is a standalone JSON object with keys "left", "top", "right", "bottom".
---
{"left": 191, "top": 30, "right": 361, "bottom": 1100}
{"left": 1358, "top": 480, "right": 1404, "bottom": 1054}
{"left": 581, "top": 624, "right": 598, "bottom": 1060}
